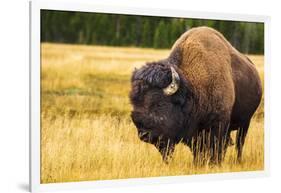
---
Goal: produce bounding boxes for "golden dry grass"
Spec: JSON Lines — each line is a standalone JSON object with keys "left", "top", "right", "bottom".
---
{"left": 41, "top": 43, "right": 264, "bottom": 183}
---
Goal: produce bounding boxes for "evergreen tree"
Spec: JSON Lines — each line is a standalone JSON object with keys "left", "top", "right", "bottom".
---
{"left": 153, "top": 21, "right": 169, "bottom": 48}
{"left": 170, "top": 19, "right": 184, "bottom": 45}
{"left": 141, "top": 19, "right": 152, "bottom": 47}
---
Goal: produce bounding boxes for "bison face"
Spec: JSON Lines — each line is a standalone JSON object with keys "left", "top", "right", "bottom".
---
{"left": 131, "top": 90, "right": 185, "bottom": 144}
{"left": 130, "top": 62, "right": 190, "bottom": 147}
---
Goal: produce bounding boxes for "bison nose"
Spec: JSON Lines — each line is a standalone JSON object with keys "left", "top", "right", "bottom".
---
{"left": 138, "top": 131, "right": 150, "bottom": 142}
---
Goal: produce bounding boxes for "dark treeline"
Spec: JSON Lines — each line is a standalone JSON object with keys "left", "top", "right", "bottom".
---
{"left": 41, "top": 10, "right": 264, "bottom": 54}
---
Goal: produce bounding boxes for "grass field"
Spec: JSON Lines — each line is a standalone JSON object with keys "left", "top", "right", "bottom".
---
{"left": 41, "top": 43, "right": 264, "bottom": 183}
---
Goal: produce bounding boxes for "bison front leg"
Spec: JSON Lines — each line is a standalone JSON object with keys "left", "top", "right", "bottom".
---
{"left": 155, "top": 139, "right": 175, "bottom": 164}
{"left": 209, "top": 120, "right": 230, "bottom": 165}
{"left": 190, "top": 130, "right": 211, "bottom": 166}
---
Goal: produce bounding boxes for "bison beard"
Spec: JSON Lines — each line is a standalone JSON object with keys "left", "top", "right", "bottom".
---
{"left": 130, "top": 27, "right": 262, "bottom": 165}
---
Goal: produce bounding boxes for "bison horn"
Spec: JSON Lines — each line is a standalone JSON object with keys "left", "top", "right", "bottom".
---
{"left": 163, "top": 66, "right": 180, "bottom": 95}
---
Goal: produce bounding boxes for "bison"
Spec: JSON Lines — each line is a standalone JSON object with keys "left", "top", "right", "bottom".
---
{"left": 130, "top": 26, "right": 262, "bottom": 165}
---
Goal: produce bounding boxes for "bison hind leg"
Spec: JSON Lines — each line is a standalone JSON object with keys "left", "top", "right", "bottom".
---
{"left": 235, "top": 119, "right": 250, "bottom": 163}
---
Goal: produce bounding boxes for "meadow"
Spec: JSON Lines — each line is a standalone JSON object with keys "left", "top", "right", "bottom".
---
{"left": 41, "top": 43, "right": 264, "bottom": 183}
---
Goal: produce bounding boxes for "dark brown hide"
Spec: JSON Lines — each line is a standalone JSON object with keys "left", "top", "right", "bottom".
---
{"left": 130, "top": 27, "right": 262, "bottom": 164}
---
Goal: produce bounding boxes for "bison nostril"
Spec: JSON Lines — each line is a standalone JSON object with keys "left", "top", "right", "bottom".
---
{"left": 138, "top": 131, "right": 150, "bottom": 141}
{"left": 138, "top": 131, "right": 148, "bottom": 138}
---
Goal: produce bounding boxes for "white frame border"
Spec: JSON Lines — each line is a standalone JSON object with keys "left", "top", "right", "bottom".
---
{"left": 30, "top": 0, "right": 271, "bottom": 192}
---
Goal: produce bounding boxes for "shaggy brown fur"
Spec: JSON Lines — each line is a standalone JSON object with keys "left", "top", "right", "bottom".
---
{"left": 169, "top": 27, "right": 262, "bottom": 163}
{"left": 172, "top": 27, "right": 235, "bottom": 128}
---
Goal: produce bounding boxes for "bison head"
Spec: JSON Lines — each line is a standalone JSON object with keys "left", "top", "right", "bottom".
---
{"left": 130, "top": 61, "right": 194, "bottom": 162}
